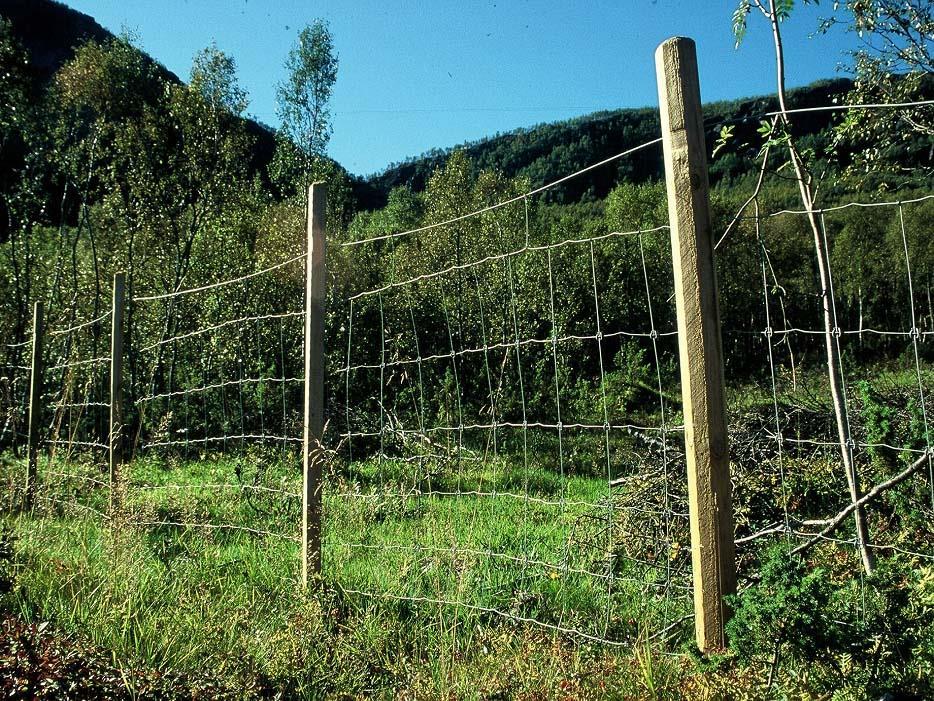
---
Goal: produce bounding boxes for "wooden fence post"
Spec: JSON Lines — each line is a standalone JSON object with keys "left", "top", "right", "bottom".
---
{"left": 110, "top": 272, "right": 126, "bottom": 518}
{"left": 303, "top": 182, "right": 327, "bottom": 588}
{"left": 25, "top": 301, "right": 45, "bottom": 509}
{"left": 655, "top": 36, "right": 735, "bottom": 652}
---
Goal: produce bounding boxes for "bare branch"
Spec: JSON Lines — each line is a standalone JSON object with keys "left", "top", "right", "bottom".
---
{"left": 790, "top": 450, "right": 932, "bottom": 557}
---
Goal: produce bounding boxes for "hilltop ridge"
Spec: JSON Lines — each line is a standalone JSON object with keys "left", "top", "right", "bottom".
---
{"left": 5, "top": 0, "right": 924, "bottom": 211}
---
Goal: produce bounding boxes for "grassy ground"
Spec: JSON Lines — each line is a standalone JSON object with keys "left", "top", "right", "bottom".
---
{"left": 2, "top": 367, "right": 934, "bottom": 700}
{"left": 0, "top": 452, "right": 696, "bottom": 699}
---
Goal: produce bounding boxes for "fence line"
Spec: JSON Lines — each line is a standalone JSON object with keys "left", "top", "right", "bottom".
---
{"left": 131, "top": 252, "right": 307, "bottom": 302}
{"left": 333, "top": 122, "right": 688, "bottom": 644}
{"left": 7, "top": 67, "right": 934, "bottom": 656}
{"left": 762, "top": 97, "right": 934, "bottom": 117}
{"left": 720, "top": 170, "right": 934, "bottom": 590}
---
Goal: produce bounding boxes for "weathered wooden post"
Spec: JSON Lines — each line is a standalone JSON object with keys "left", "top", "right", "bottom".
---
{"left": 303, "top": 183, "right": 327, "bottom": 588}
{"left": 655, "top": 36, "right": 735, "bottom": 652}
{"left": 25, "top": 301, "right": 45, "bottom": 509}
{"left": 110, "top": 272, "right": 126, "bottom": 518}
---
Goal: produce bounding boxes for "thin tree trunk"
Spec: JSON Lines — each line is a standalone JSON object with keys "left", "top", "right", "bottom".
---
{"left": 766, "top": 0, "right": 874, "bottom": 573}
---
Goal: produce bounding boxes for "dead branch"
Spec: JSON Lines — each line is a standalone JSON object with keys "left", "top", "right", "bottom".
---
{"left": 790, "top": 449, "right": 932, "bottom": 557}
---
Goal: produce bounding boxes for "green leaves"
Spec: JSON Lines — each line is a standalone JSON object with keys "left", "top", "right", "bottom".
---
{"left": 712, "top": 124, "right": 736, "bottom": 159}
{"left": 829, "top": 1, "right": 934, "bottom": 188}
{"left": 275, "top": 19, "right": 339, "bottom": 192}
{"left": 726, "top": 548, "right": 840, "bottom": 663}
{"left": 774, "top": 0, "right": 795, "bottom": 22}
{"left": 732, "top": 0, "right": 752, "bottom": 48}
{"left": 755, "top": 118, "right": 792, "bottom": 159}
{"left": 733, "top": 0, "right": 803, "bottom": 48}
{"left": 190, "top": 43, "right": 248, "bottom": 117}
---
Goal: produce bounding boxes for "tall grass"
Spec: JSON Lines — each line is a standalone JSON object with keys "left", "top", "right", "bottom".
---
{"left": 0, "top": 453, "right": 687, "bottom": 698}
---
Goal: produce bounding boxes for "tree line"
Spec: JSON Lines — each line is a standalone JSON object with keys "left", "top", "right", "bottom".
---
{"left": 0, "top": 2, "right": 932, "bottom": 463}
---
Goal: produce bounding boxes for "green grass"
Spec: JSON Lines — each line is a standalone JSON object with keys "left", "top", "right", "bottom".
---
{"left": 0, "top": 451, "right": 692, "bottom": 698}
{"left": 4, "top": 360, "right": 934, "bottom": 699}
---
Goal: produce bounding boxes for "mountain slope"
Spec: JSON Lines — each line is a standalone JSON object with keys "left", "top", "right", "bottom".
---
{"left": 364, "top": 78, "right": 856, "bottom": 206}
{"left": 0, "top": 0, "right": 293, "bottom": 187}
{"left": 0, "top": 0, "right": 138, "bottom": 81}
{"left": 6, "top": 0, "right": 928, "bottom": 214}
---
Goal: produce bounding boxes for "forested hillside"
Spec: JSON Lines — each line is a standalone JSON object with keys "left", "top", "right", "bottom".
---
{"left": 0, "top": 0, "right": 388, "bottom": 211}
{"left": 5, "top": 0, "right": 931, "bottom": 215}
{"left": 365, "top": 79, "right": 851, "bottom": 202}
{"left": 0, "top": 0, "right": 277, "bottom": 175}
{"left": 2, "top": 0, "right": 933, "bottom": 443}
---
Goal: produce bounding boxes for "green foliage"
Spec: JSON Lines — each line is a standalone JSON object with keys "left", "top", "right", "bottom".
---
{"left": 725, "top": 546, "right": 934, "bottom": 698}
{"left": 856, "top": 374, "right": 931, "bottom": 473}
{"left": 0, "top": 526, "right": 14, "bottom": 600}
{"left": 1, "top": 5, "right": 934, "bottom": 697}
{"left": 0, "top": 454, "right": 687, "bottom": 698}
{"left": 858, "top": 379, "right": 895, "bottom": 465}
{"left": 0, "top": 18, "right": 29, "bottom": 141}
{"left": 0, "top": 614, "right": 247, "bottom": 699}
{"left": 0, "top": 18, "right": 39, "bottom": 345}
{"left": 727, "top": 548, "right": 841, "bottom": 662}
{"left": 732, "top": 0, "right": 752, "bottom": 48}
{"left": 712, "top": 124, "right": 735, "bottom": 159}
{"left": 275, "top": 20, "right": 338, "bottom": 191}
{"left": 603, "top": 343, "right": 653, "bottom": 414}
{"left": 190, "top": 42, "right": 248, "bottom": 116}
{"left": 368, "top": 77, "right": 867, "bottom": 208}
{"left": 54, "top": 33, "right": 161, "bottom": 124}
{"left": 773, "top": 0, "right": 795, "bottom": 22}
{"left": 824, "top": 0, "right": 934, "bottom": 188}
{"left": 605, "top": 181, "right": 666, "bottom": 232}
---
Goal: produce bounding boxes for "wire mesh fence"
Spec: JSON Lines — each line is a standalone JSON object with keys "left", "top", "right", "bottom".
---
{"left": 125, "top": 254, "right": 307, "bottom": 550}
{"left": 6, "top": 95, "right": 934, "bottom": 653}
{"left": 720, "top": 191, "right": 934, "bottom": 577}
{"left": 0, "top": 339, "right": 30, "bottom": 454}
{"left": 329, "top": 172, "right": 690, "bottom": 644}
{"left": 31, "top": 308, "right": 113, "bottom": 524}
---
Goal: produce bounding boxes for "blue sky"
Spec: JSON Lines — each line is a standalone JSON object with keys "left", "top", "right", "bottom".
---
{"left": 63, "top": 1, "right": 856, "bottom": 177}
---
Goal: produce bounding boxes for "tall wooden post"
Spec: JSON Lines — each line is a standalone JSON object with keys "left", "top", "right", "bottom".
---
{"left": 303, "top": 183, "right": 327, "bottom": 588}
{"left": 25, "top": 301, "right": 45, "bottom": 509}
{"left": 109, "top": 272, "right": 126, "bottom": 517}
{"left": 655, "top": 36, "right": 735, "bottom": 652}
